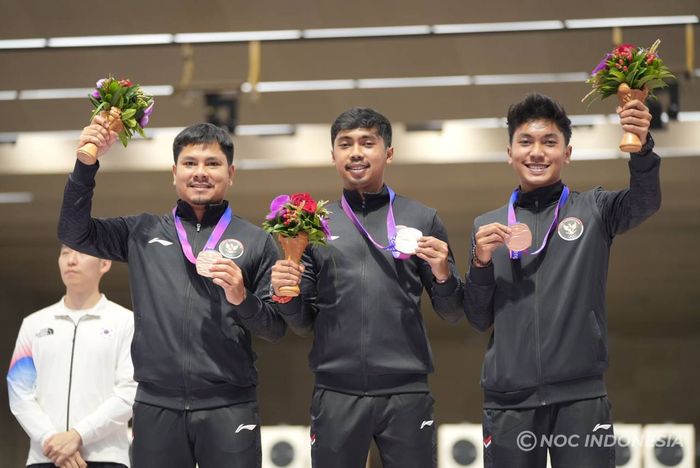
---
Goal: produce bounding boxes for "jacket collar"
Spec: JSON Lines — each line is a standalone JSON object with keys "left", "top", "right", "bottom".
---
{"left": 342, "top": 185, "right": 390, "bottom": 211}
{"left": 55, "top": 294, "right": 106, "bottom": 318}
{"left": 515, "top": 180, "right": 564, "bottom": 208}
{"left": 175, "top": 199, "right": 229, "bottom": 226}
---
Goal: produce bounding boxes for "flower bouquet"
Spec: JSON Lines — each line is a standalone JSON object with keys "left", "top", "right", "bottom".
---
{"left": 582, "top": 39, "right": 674, "bottom": 152}
{"left": 77, "top": 76, "right": 155, "bottom": 159}
{"left": 262, "top": 192, "right": 331, "bottom": 296}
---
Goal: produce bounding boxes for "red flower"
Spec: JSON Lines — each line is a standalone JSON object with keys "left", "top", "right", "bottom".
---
{"left": 614, "top": 44, "right": 634, "bottom": 55}
{"left": 291, "top": 192, "right": 317, "bottom": 213}
{"left": 119, "top": 78, "right": 133, "bottom": 87}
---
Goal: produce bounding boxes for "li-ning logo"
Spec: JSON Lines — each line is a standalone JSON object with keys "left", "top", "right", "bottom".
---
{"left": 557, "top": 217, "right": 584, "bottom": 241}
{"left": 484, "top": 435, "right": 493, "bottom": 448}
{"left": 148, "top": 237, "right": 173, "bottom": 246}
{"left": 36, "top": 328, "right": 54, "bottom": 338}
{"left": 420, "top": 420, "right": 434, "bottom": 430}
{"left": 235, "top": 424, "right": 257, "bottom": 433}
{"left": 593, "top": 424, "right": 612, "bottom": 432}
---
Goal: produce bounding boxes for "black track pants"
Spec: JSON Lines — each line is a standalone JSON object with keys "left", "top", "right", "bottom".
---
{"left": 131, "top": 401, "right": 261, "bottom": 468}
{"left": 310, "top": 388, "right": 436, "bottom": 468}
{"left": 482, "top": 397, "right": 615, "bottom": 468}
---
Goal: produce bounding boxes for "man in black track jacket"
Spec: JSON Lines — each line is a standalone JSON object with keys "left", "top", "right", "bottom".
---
{"left": 58, "top": 119, "right": 285, "bottom": 468}
{"left": 271, "top": 107, "right": 463, "bottom": 468}
{"left": 464, "top": 94, "right": 660, "bottom": 468}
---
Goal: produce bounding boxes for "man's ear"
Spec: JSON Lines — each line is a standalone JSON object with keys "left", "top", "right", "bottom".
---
{"left": 386, "top": 146, "right": 394, "bottom": 165}
{"left": 228, "top": 164, "right": 236, "bottom": 185}
{"left": 99, "top": 259, "right": 112, "bottom": 275}
{"left": 564, "top": 144, "right": 572, "bottom": 165}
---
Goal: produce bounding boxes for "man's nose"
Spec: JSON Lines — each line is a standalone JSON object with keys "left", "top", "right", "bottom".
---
{"left": 350, "top": 143, "right": 363, "bottom": 159}
{"left": 530, "top": 142, "right": 545, "bottom": 158}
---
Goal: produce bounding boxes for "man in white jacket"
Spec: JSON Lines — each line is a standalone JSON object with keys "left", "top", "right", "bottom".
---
{"left": 7, "top": 245, "right": 136, "bottom": 468}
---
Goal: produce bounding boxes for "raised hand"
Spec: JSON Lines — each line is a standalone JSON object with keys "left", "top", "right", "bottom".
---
{"left": 617, "top": 99, "right": 652, "bottom": 148}
{"left": 76, "top": 114, "right": 119, "bottom": 164}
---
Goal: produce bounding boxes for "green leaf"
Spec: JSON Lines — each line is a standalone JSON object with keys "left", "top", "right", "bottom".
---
{"left": 89, "top": 101, "right": 107, "bottom": 122}
{"left": 110, "top": 87, "right": 123, "bottom": 106}
{"left": 608, "top": 69, "right": 625, "bottom": 80}
{"left": 118, "top": 132, "right": 129, "bottom": 147}
{"left": 644, "top": 79, "right": 667, "bottom": 91}
{"left": 121, "top": 108, "right": 137, "bottom": 120}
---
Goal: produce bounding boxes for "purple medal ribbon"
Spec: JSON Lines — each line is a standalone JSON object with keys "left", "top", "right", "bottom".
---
{"left": 172, "top": 206, "right": 232, "bottom": 264}
{"left": 507, "top": 185, "right": 570, "bottom": 260}
{"left": 341, "top": 186, "right": 410, "bottom": 260}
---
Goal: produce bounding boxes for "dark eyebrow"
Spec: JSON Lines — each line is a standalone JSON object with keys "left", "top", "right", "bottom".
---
{"left": 517, "top": 133, "right": 560, "bottom": 139}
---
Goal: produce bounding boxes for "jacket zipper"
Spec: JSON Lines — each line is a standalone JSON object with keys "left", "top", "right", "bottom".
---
{"left": 182, "top": 222, "right": 202, "bottom": 410}
{"left": 533, "top": 199, "right": 546, "bottom": 406}
{"left": 65, "top": 317, "right": 84, "bottom": 430}
{"left": 360, "top": 198, "right": 368, "bottom": 393}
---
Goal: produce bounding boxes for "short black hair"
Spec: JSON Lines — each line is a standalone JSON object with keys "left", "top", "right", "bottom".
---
{"left": 172, "top": 123, "right": 234, "bottom": 164}
{"left": 507, "top": 94, "right": 572, "bottom": 145}
{"left": 331, "top": 107, "right": 392, "bottom": 147}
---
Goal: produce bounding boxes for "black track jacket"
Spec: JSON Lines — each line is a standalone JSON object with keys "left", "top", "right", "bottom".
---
{"left": 278, "top": 186, "right": 463, "bottom": 395}
{"left": 58, "top": 160, "right": 285, "bottom": 410}
{"left": 464, "top": 137, "right": 661, "bottom": 409}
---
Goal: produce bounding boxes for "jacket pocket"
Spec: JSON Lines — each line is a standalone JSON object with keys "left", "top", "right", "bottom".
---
{"left": 541, "top": 309, "right": 608, "bottom": 383}
{"left": 481, "top": 322, "right": 539, "bottom": 392}
{"left": 588, "top": 309, "right": 607, "bottom": 363}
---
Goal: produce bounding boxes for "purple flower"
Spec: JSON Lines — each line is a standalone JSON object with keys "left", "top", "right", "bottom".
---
{"left": 143, "top": 101, "right": 155, "bottom": 117}
{"left": 96, "top": 79, "right": 106, "bottom": 88}
{"left": 139, "top": 115, "right": 150, "bottom": 128}
{"left": 320, "top": 216, "right": 332, "bottom": 238}
{"left": 266, "top": 194, "right": 290, "bottom": 220}
{"left": 91, "top": 89, "right": 101, "bottom": 99}
{"left": 591, "top": 53, "right": 611, "bottom": 75}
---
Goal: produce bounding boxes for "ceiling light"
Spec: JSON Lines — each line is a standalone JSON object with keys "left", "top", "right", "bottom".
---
{"left": 434, "top": 20, "right": 564, "bottom": 34}
{"left": 303, "top": 25, "right": 430, "bottom": 39}
{"left": 0, "top": 91, "right": 18, "bottom": 101}
{"left": 48, "top": 34, "right": 173, "bottom": 48}
{"left": 357, "top": 76, "right": 471, "bottom": 88}
{"left": 19, "top": 88, "right": 93, "bottom": 100}
{"left": 235, "top": 124, "right": 296, "bottom": 136}
{"left": 251, "top": 80, "right": 355, "bottom": 92}
{"left": 140, "top": 85, "right": 174, "bottom": 96}
{"left": 0, "top": 192, "right": 33, "bottom": 203}
{"left": 0, "top": 38, "right": 47, "bottom": 49}
{"left": 174, "top": 30, "right": 302, "bottom": 43}
{"left": 568, "top": 114, "right": 609, "bottom": 126}
{"left": 472, "top": 72, "right": 588, "bottom": 85}
{"left": 677, "top": 112, "right": 700, "bottom": 122}
{"left": 565, "top": 15, "right": 699, "bottom": 29}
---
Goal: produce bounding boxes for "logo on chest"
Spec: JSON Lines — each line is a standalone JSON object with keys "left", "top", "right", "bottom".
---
{"left": 557, "top": 217, "right": 584, "bottom": 241}
{"left": 218, "top": 239, "right": 245, "bottom": 259}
